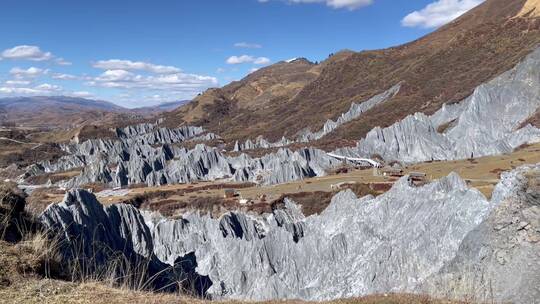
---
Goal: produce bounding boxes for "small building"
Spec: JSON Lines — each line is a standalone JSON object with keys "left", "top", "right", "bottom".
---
{"left": 408, "top": 172, "right": 428, "bottom": 186}
{"left": 409, "top": 172, "right": 427, "bottom": 180}
{"left": 380, "top": 167, "right": 405, "bottom": 178}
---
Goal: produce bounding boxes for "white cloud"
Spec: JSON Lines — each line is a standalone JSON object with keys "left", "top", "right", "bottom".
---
{"left": 0, "top": 83, "right": 62, "bottom": 95}
{"left": 216, "top": 68, "right": 226, "bottom": 73}
{"left": 9, "top": 67, "right": 48, "bottom": 79}
{"left": 402, "top": 0, "right": 484, "bottom": 28}
{"left": 234, "top": 42, "right": 263, "bottom": 49}
{"left": 226, "top": 55, "right": 271, "bottom": 65}
{"left": 35, "top": 83, "right": 62, "bottom": 91}
{"left": 1, "top": 45, "right": 52, "bottom": 61}
{"left": 227, "top": 55, "right": 253, "bottom": 64}
{"left": 87, "top": 69, "right": 218, "bottom": 93}
{"left": 4, "top": 80, "right": 31, "bottom": 87}
{"left": 92, "top": 59, "right": 182, "bottom": 74}
{"left": 52, "top": 73, "right": 78, "bottom": 80}
{"left": 0, "top": 45, "right": 70, "bottom": 65}
{"left": 259, "top": 0, "right": 373, "bottom": 10}
{"left": 254, "top": 57, "right": 271, "bottom": 65}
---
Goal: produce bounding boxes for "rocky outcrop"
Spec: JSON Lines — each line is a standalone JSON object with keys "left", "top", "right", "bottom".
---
{"left": 39, "top": 165, "right": 540, "bottom": 302}
{"left": 23, "top": 120, "right": 341, "bottom": 189}
{"left": 233, "top": 84, "right": 401, "bottom": 152}
{"left": 0, "top": 185, "right": 37, "bottom": 243}
{"left": 149, "top": 172, "right": 492, "bottom": 300}
{"left": 39, "top": 189, "right": 212, "bottom": 295}
{"left": 423, "top": 164, "right": 540, "bottom": 304}
{"left": 336, "top": 48, "right": 540, "bottom": 163}
{"left": 296, "top": 83, "right": 401, "bottom": 143}
{"left": 233, "top": 136, "right": 293, "bottom": 152}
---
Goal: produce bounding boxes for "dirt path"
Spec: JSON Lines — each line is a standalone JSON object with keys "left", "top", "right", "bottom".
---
{"left": 0, "top": 137, "right": 42, "bottom": 149}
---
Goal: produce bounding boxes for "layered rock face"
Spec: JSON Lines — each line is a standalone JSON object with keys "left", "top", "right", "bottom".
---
{"left": 336, "top": 48, "right": 540, "bottom": 163}
{"left": 39, "top": 165, "right": 540, "bottom": 302}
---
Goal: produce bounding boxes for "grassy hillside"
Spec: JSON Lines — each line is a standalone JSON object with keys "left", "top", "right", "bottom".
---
{"left": 166, "top": 0, "right": 540, "bottom": 150}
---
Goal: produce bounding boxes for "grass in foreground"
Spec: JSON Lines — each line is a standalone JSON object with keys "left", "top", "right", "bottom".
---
{"left": 0, "top": 278, "right": 464, "bottom": 304}
{"left": 0, "top": 233, "right": 465, "bottom": 304}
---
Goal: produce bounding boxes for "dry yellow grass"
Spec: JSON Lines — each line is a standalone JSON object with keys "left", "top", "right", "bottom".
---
{"left": 0, "top": 231, "right": 466, "bottom": 304}
{"left": 517, "top": 0, "right": 540, "bottom": 17}
{"left": 0, "top": 279, "right": 465, "bottom": 304}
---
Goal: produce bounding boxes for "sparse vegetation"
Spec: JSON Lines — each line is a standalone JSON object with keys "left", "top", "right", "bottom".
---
{"left": 437, "top": 119, "right": 457, "bottom": 134}
{"left": 164, "top": 0, "right": 540, "bottom": 152}
{"left": 272, "top": 183, "right": 378, "bottom": 216}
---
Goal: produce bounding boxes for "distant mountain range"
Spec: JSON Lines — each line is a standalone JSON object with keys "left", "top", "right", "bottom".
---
{"left": 0, "top": 96, "right": 191, "bottom": 129}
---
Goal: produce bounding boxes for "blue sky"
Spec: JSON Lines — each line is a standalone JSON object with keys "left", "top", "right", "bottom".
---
{"left": 0, "top": 0, "right": 484, "bottom": 107}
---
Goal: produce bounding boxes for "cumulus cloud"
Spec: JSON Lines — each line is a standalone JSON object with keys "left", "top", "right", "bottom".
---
{"left": 226, "top": 55, "right": 271, "bottom": 65}
{"left": 259, "top": 0, "right": 373, "bottom": 10}
{"left": 87, "top": 69, "right": 218, "bottom": 93}
{"left": 0, "top": 83, "right": 62, "bottom": 95}
{"left": 0, "top": 45, "right": 71, "bottom": 65}
{"left": 9, "top": 67, "right": 48, "bottom": 79}
{"left": 1, "top": 45, "right": 52, "bottom": 61}
{"left": 402, "top": 0, "right": 484, "bottom": 28}
{"left": 4, "top": 80, "right": 32, "bottom": 87}
{"left": 0, "top": 81, "right": 95, "bottom": 99}
{"left": 34, "top": 83, "right": 62, "bottom": 91}
{"left": 254, "top": 57, "right": 271, "bottom": 65}
{"left": 92, "top": 59, "right": 182, "bottom": 74}
{"left": 51, "top": 73, "right": 78, "bottom": 80}
{"left": 234, "top": 42, "right": 263, "bottom": 49}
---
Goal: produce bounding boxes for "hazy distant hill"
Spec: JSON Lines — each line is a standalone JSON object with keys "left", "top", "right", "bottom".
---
{"left": 0, "top": 96, "right": 191, "bottom": 129}
{"left": 133, "top": 100, "right": 191, "bottom": 114}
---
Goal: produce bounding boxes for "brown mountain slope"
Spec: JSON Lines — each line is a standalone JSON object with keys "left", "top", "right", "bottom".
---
{"left": 166, "top": 0, "right": 540, "bottom": 148}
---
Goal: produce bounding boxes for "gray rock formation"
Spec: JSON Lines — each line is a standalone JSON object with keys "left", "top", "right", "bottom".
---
{"left": 30, "top": 129, "right": 341, "bottom": 189}
{"left": 20, "top": 118, "right": 341, "bottom": 189}
{"left": 233, "top": 83, "right": 401, "bottom": 152}
{"left": 296, "top": 83, "right": 401, "bottom": 142}
{"left": 336, "top": 48, "right": 540, "bottom": 163}
{"left": 146, "top": 172, "right": 493, "bottom": 300}
{"left": 40, "top": 189, "right": 212, "bottom": 295}
{"left": 233, "top": 136, "right": 293, "bottom": 152}
{"left": 423, "top": 164, "right": 540, "bottom": 304}
{"left": 39, "top": 165, "right": 540, "bottom": 302}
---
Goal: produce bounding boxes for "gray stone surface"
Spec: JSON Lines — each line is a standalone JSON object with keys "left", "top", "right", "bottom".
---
{"left": 20, "top": 118, "right": 342, "bottom": 189}
{"left": 336, "top": 48, "right": 540, "bottom": 163}
{"left": 39, "top": 165, "right": 540, "bottom": 302}
{"left": 423, "top": 164, "right": 540, "bottom": 304}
